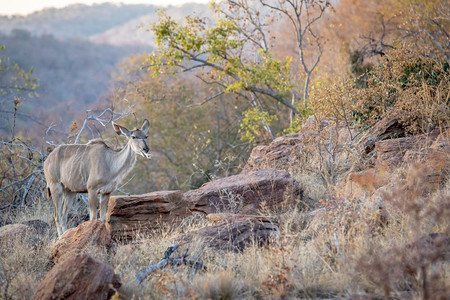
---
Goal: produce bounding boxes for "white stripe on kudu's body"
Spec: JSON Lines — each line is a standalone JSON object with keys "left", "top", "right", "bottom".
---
{"left": 44, "top": 120, "right": 151, "bottom": 237}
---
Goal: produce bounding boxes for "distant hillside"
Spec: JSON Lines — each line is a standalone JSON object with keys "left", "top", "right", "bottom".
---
{"left": 0, "top": 30, "right": 142, "bottom": 141}
{"left": 90, "top": 3, "right": 210, "bottom": 47}
{"left": 0, "top": 2, "right": 210, "bottom": 144}
{"left": 0, "top": 3, "right": 156, "bottom": 40}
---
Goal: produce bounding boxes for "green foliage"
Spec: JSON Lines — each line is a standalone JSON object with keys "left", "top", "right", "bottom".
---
{"left": 146, "top": 10, "right": 294, "bottom": 117}
{"left": 312, "top": 48, "right": 449, "bottom": 134}
{"left": 352, "top": 49, "right": 449, "bottom": 132}
{"left": 110, "top": 55, "right": 251, "bottom": 192}
{"left": 0, "top": 46, "right": 39, "bottom": 98}
{"left": 283, "top": 102, "right": 314, "bottom": 134}
{"left": 239, "top": 107, "right": 277, "bottom": 144}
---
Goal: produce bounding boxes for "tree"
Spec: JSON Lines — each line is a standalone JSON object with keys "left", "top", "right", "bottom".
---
{"left": 147, "top": 7, "right": 295, "bottom": 139}
{"left": 147, "top": 0, "right": 331, "bottom": 135}
{"left": 228, "top": 0, "right": 331, "bottom": 107}
{"left": 0, "top": 45, "right": 39, "bottom": 140}
{"left": 108, "top": 54, "right": 252, "bottom": 191}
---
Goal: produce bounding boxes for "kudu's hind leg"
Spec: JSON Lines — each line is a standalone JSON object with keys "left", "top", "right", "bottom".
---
{"left": 61, "top": 191, "right": 77, "bottom": 234}
{"left": 99, "top": 193, "right": 111, "bottom": 221}
{"left": 49, "top": 183, "right": 64, "bottom": 237}
{"left": 88, "top": 190, "right": 99, "bottom": 220}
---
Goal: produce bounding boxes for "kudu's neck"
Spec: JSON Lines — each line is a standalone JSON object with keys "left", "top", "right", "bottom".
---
{"left": 110, "top": 140, "right": 137, "bottom": 177}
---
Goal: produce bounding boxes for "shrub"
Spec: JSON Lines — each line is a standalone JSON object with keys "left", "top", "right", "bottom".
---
{"left": 311, "top": 48, "right": 449, "bottom": 134}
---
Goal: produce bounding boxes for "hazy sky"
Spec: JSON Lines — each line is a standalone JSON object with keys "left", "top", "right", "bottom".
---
{"left": 1, "top": 0, "right": 210, "bottom": 16}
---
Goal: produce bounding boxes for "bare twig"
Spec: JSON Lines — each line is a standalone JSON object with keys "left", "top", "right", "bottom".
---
{"left": 132, "top": 244, "right": 206, "bottom": 285}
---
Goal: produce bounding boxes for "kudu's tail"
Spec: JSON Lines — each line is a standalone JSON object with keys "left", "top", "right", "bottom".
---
{"left": 46, "top": 187, "right": 51, "bottom": 199}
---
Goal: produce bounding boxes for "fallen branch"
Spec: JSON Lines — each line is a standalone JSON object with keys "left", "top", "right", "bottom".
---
{"left": 132, "top": 244, "right": 206, "bottom": 285}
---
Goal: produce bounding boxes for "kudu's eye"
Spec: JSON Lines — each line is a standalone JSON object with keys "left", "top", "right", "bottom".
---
{"left": 132, "top": 136, "right": 136, "bottom": 139}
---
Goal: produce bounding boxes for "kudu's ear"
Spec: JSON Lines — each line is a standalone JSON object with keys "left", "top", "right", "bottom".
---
{"left": 112, "top": 122, "right": 130, "bottom": 137}
{"left": 141, "top": 119, "right": 149, "bottom": 135}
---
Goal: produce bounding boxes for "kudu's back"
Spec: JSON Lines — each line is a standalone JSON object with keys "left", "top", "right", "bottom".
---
{"left": 44, "top": 142, "right": 112, "bottom": 195}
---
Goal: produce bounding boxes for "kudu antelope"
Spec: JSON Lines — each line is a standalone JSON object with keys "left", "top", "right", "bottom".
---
{"left": 44, "top": 119, "right": 151, "bottom": 237}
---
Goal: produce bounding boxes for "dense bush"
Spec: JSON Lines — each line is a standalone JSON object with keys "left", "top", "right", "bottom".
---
{"left": 311, "top": 48, "right": 450, "bottom": 134}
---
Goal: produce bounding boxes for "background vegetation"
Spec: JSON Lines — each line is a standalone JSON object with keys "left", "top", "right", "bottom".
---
{"left": 0, "top": 0, "right": 448, "bottom": 298}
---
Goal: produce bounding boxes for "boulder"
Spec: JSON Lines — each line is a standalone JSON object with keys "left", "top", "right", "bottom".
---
{"left": 375, "top": 128, "right": 441, "bottom": 168}
{"left": 106, "top": 190, "right": 191, "bottom": 240}
{"left": 21, "top": 219, "right": 51, "bottom": 236}
{"left": 357, "top": 118, "right": 405, "bottom": 163}
{"left": 206, "top": 213, "right": 278, "bottom": 224}
{"left": 33, "top": 254, "right": 121, "bottom": 300}
{"left": 340, "top": 168, "right": 389, "bottom": 200}
{"left": 242, "top": 133, "right": 306, "bottom": 172}
{"left": 184, "top": 169, "right": 299, "bottom": 215}
{"left": 177, "top": 216, "right": 279, "bottom": 251}
{"left": 51, "top": 220, "right": 111, "bottom": 264}
{"left": 0, "top": 224, "right": 29, "bottom": 247}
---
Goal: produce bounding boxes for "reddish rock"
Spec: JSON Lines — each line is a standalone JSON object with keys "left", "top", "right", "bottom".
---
{"left": 184, "top": 169, "right": 299, "bottom": 215}
{"left": 106, "top": 190, "right": 191, "bottom": 240}
{"left": 33, "top": 254, "right": 121, "bottom": 300}
{"left": 177, "top": 217, "right": 279, "bottom": 251}
{"left": 243, "top": 133, "right": 306, "bottom": 172}
{"left": 375, "top": 128, "right": 441, "bottom": 168}
{"left": 357, "top": 118, "right": 405, "bottom": 161}
{"left": 51, "top": 220, "right": 111, "bottom": 264}
{"left": 340, "top": 168, "right": 389, "bottom": 200}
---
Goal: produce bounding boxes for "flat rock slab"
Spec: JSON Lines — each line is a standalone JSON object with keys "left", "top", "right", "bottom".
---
{"left": 184, "top": 169, "right": 299, "bottom": 215}
{"left": 177, "top": 217, "right": 279, "bottom": 252}
{"left": 375, "top": 128, "right": 441, "bottom": 168}
{"left": 106, "top": 190, "right": 191, "bottom": 240}
{"left": 33, "top": 254, "right": 121, "bottom": 300}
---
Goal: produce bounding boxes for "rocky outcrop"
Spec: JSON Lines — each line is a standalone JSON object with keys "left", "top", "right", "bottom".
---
{"left": 177, "top": 216, "right": 279, "bottom": 251}
{"left": 375, "top": 128, "right": 441, "bottom": 168}
{"left": 243, "top": 133, "right": 306, "bottom": 172}
{"left": 51, "top": 220, "right": 111, "bottom": 264}
{"left": 33, "top": 254, "right": 121, "bottom": 300}
{"left": 106, "top": 190, "right": 191, "bottom": 240}
{"left": 357, "top": 118, "right": 405, "bottom": 164}
{"left": 185, "top": 169, "right": 299, "bottom": 215}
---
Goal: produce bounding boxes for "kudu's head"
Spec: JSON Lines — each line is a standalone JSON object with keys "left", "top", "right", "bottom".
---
{"left": 112, "top": 119, "right": 152, "bottom": 159}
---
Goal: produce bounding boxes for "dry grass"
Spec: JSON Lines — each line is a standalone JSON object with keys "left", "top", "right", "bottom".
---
{"left": 1, "top": 124, "right": 449, "bottom": 299}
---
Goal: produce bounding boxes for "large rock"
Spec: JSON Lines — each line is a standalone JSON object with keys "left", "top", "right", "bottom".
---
{"left": 184, "top": 169, "right": 299, "bottom": 215}
{"left": 340, "top": 168, "right": 389, "bottom": 200}
{"left": 106, "top": 190, "right": 191, "bottom": 240}
{"left": 21, "top": 220, "right": 51, "bottom": 237}
{"left": 51, "top": 220, "right": 111, "bottom": 264}
{"left": 243, "top": 133, "right": 306, "bottom": 172}
{"left": 375, "top": 128, "right": 441, "bottom": 168}
{"left": 177, "top": 216, "right": 279, "bottom": 251}
{"left": 33, "top": 254, "right": 121, "bottom": 300}
{"left": 357, "top": 118, "right": 405, "bottom": 163}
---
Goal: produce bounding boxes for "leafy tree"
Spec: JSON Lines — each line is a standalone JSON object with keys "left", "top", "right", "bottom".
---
{"left": 109, "top": 54, "right": 252, "bottom": 191}
{"left": 146, "top": 7, "right": 296, "bottom": 141}
{"left": 146, "top": 0, "right": 331, "bottom": 140}
{"left": 0, "top": 45, "right": 39, "bottom": 139}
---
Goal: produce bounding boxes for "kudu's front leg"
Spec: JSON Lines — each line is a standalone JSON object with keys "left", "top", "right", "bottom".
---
{"left": 99, "top": 193, "right": 111, "bottom": 221}
{"left": 50, "top": 183, "right": 64, "bottom": 237}
{"left": 88, "top": 190, "right": 99, "bottom": 220}
{"left": 61, "top": 191, "right": 77, "bottom": 234}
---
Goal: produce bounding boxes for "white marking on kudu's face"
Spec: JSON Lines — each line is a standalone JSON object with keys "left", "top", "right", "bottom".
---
{"left": 112, "top": 119, "right": 152, "bottom": 159}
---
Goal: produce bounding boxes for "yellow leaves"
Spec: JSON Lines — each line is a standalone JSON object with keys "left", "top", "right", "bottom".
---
{"left": 239, "top": 108, "right": 278, "bottom": 144}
